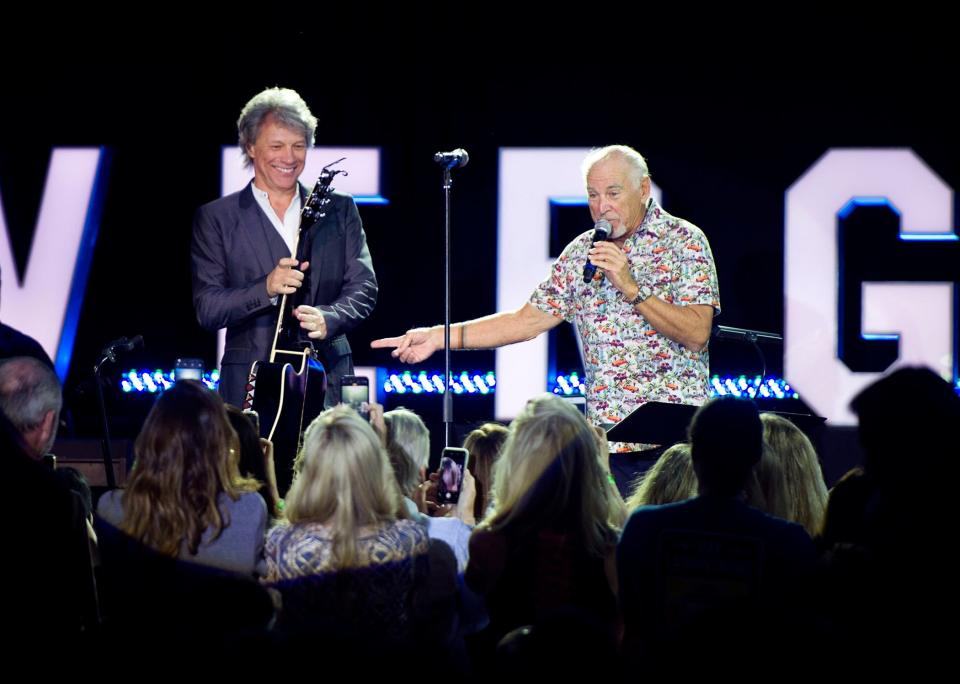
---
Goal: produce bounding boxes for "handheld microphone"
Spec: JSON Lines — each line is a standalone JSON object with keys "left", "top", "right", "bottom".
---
{"left": 582, "top": 219, "right": 611, "bottom": 283}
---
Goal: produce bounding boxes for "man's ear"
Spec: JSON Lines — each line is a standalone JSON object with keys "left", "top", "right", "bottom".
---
{"left": 24, "top": 409, "right": 57, "bottom": 457}
{"left": 39, "top": 409, "right": 57, "bottom": 448}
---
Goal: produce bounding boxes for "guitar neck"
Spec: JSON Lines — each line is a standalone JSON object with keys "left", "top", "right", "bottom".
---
{"left": 268, "top": 161, "right": 346, "bottom": 359}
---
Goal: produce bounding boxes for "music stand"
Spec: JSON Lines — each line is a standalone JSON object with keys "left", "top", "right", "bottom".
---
{"left": 605, "top": 401, "right": 826, "bottom": 446}
{"left": 605, "top": 401, "right": 698, "bottom": 446}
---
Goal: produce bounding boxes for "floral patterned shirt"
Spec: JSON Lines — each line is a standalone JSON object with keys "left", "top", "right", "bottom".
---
{"left": 529, "top": 197, "right": 720, "bottom": 451}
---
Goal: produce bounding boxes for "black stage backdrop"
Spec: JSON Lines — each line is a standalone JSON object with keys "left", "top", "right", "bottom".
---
{"left": 1, "top": 26, "right": 956, "bottom": 454}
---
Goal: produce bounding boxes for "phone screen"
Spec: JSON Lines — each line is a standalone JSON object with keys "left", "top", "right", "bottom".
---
{"left": 340, "top": 377, "right": 370, "bottom": 419}
{"left": 174, "top": 357, "right": 204, "bottom": 382}
{"left": 173, "top": 367, "right": 202, "bottom": 381}
{"left": 437, "top": 447, "right": 468, "bottom": 504}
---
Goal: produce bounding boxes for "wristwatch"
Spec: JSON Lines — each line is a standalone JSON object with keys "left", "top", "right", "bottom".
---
{"left": 628, "top": 282, "right": 654, "bottom": 306}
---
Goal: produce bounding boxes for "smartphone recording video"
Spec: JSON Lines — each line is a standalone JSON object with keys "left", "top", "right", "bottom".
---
{"left": 174, "top": 357, "right": 203, "bottom": 382}
{"left": 437, "top": 447, "right": 468, "bottom": 505}
{"left": 340, "top": 376, "right": 370, "bottom": 420}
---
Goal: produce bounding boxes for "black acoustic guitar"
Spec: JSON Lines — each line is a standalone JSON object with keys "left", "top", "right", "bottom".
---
{"left": 245, "top": 158, "right": 348, "bottom": 496}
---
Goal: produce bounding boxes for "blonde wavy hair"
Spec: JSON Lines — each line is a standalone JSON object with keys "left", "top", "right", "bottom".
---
{"left": 286, "top": 405, "right": 408, "bottom": 568}
{"left": 480, "top": 394, "right": 621, "bottom": 557}
{"left": 748, "top": 413, "right": 828, "bottom": 535}
{"left": 626, "top": 442, "right": 697, "bottom": 510}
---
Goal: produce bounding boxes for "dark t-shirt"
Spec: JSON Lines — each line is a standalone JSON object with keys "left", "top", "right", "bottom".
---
{"left": 0, "top": 322, "right": 54, "bottom": 368}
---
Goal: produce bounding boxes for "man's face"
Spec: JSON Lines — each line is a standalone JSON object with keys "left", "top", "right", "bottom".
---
{"left": 246, "top": 114, "right": 307, "bottom": 196}
{"left": 586, "top": 158, "right": 649, "bottom": 239}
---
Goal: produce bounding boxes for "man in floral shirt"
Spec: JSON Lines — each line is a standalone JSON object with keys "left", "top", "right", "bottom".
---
{"left": 530, "top": 147, "right": 719, "bottom": 449}
{"left": 372, "top": 145, "right": 719, "bottom": 451}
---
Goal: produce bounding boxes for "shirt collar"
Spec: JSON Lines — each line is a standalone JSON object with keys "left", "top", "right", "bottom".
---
{"left": 626, "top": 196, "right": 663, "bottom": 245}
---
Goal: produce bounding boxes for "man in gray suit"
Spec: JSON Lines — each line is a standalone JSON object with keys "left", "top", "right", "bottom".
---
{"left": 191, "top": 87, "right": 377, "bottom": 409}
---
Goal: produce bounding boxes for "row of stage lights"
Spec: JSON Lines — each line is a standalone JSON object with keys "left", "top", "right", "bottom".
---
{"left": 121, "top": 369, "right": 219, "bottom": 394}
{"left": 119, "top": 368, "right": 801, "bottom": 401}
{"left": 382, "top": 370, "right": 496, "bottom": 395}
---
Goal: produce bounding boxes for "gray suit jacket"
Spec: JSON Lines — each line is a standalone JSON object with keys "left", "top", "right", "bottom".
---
{"left": 191, "top": 181, "right": 377, "bottom": 407}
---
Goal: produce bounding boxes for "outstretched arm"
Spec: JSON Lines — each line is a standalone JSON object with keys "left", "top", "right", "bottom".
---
{"left": 370, "top": 303, "right": 562, "bottom": 364}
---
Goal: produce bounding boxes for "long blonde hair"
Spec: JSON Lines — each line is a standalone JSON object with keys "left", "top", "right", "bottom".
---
{"left": 122, "top": 381, "right": 259, "bottom": 556}
{"left": 480, "top": 395, "right": 620, "bottom": 557}
{"left": 286, "top": 406, "right": 408, "bottom": 568}
{"left": 749, "top": 413, "right": 828, "bottom": 535}
{"left": 626, "top": 442, "right": 697, "bottom": 510}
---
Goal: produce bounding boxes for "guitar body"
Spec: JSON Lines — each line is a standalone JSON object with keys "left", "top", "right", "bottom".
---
{"left": 243, "top": 160, "right": 347, "bottom": 497}
{"left": 246, "top": 350, "right": 327, "bottom": 497}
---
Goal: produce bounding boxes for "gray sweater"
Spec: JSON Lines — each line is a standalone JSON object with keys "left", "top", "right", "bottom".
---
{"left": 97, "top": 490, "right": 267, "bottom": 576}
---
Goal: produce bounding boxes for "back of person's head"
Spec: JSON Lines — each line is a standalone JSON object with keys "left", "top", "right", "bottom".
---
{"left": 0, "top": 356, "right": 61, "bottom": 457}
{"left": 850, "top": 366, "right": 960, "bottom": 484}
{"left": 688, "top": 397, "right": 762, "bottom": 496}
{"left": 818, "top": 466, "right": 871, "bottom": 547}
{"left": 463, "top": 422, "right": 509, "bottom": 520}
{"left": 225, "top": 406, "right": 277, "bottom": 516}
{"left": 383, "top": 407, "right": 429, "bottom": 498}
{"left": 626, "top": 442, "right": 696, "bottom": 509}
{"left": 762, "top": 415, "right": 828, "bottom": 525}
{"left": 749, "top": 414, "right": 828, "bottom": 535}
{"left": 123, "top": 380, "right": 254, "bottom": 556}
{"left": 484, "top": 394, "right": 618, "bottom": 556}
{"left": 287, "top": 405, "right": 406, "bottom": 568}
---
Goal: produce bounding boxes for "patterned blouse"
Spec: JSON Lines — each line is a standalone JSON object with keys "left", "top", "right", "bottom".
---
{"left": 529, "top": 197, "right": 720, "bottom": 451}
{"left": 263, "top": 518, "right": 429, "bottom": 581}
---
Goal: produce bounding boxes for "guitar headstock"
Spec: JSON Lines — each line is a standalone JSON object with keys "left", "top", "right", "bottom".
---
{"left": 302, "top": 157, "right": 349, "bottom": 225}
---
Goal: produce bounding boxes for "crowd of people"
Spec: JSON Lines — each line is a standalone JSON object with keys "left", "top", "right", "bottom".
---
{"left": 7, "top": 349, "right": 957, "bottom": 674}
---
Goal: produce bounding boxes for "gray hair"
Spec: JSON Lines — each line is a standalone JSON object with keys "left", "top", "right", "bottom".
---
{"left": 0, "top": 356, "right": 61, "bottom": 433}
{"left": 384, "top": 408, "right": 430, "bottom": 497}
{"left": 581, "top": 144, "right": 650, "bottom": 189}
{"left": 237, "top": 87, "right": 318, "bottom": 169}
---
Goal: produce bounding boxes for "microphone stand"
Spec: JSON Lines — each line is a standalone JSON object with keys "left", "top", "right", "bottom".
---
{"left": 93, "top": 336, "right": 143, "bottom": 489}
{"left": 442, "top": 165, "right": 454, "bottom": 447}
{"left": 93, "top": 346, "right": 119, "bottom": 490}
{"left": 434, "top": 151, "right": 468, "bottom": 447}
{"left": 712, "top": 325, "right": 783, "bottom": 398}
